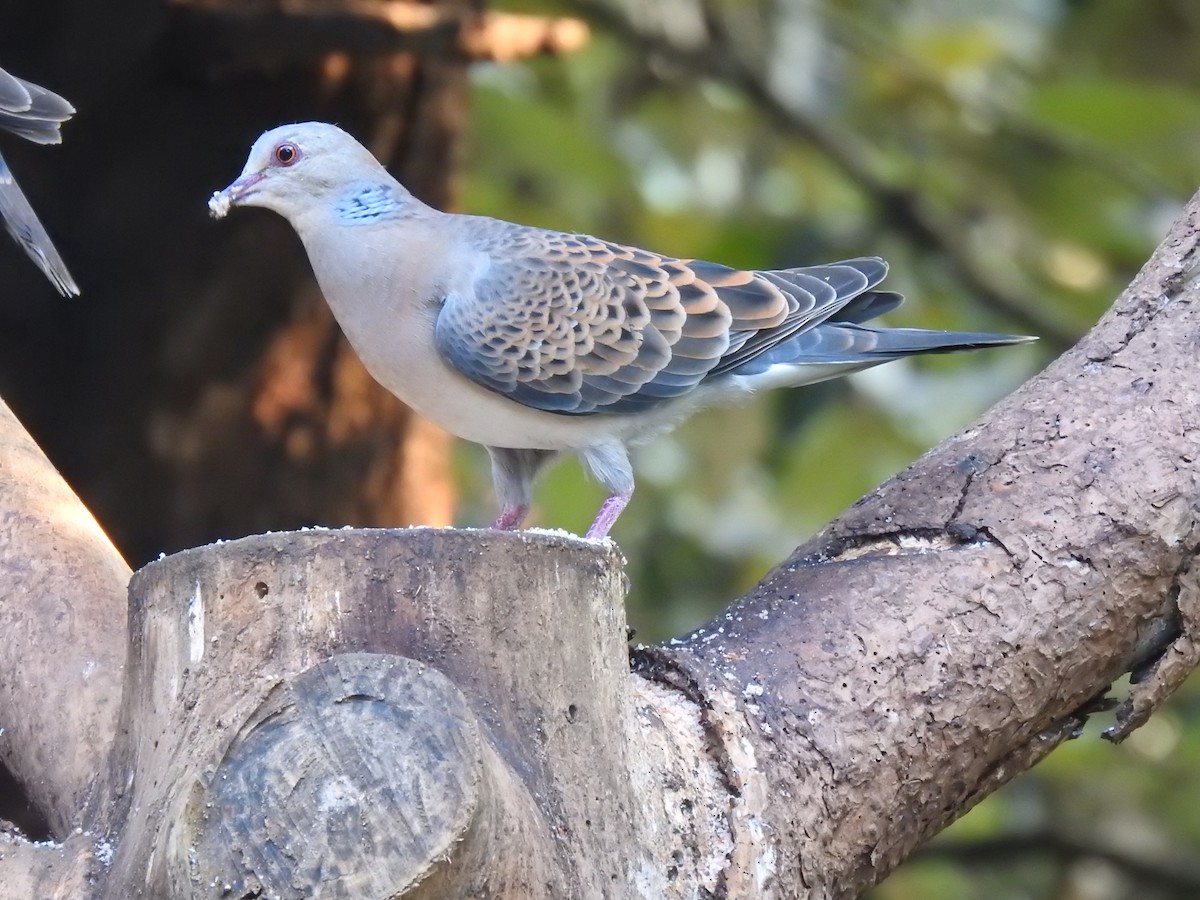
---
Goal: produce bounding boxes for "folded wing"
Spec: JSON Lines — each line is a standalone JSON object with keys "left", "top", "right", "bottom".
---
{"left": 435, "top": 221, "right": 904, "bottom": 416}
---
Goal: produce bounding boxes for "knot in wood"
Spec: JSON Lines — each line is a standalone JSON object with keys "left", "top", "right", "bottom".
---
{"left": 183, "top": 652, "right": 486, "bottom": 898}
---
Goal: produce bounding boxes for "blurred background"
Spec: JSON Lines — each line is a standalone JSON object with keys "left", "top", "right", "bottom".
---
{"left": 1, "top": 0, "right": 1198, "bottom": 896}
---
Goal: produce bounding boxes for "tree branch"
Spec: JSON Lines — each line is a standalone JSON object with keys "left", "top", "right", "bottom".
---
{"left": 633, "top": 189, "right": 1200, "bottom": 896}
{"left": 0, "top": 397, "right": 128, "bottom": 837}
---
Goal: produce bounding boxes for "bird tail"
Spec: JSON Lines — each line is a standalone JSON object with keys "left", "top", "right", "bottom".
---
{"left": 838, "top": 326, "right": 1037, "bottom": 359}
{"left": 726, "top": 323, "right": 1035, "bottom": 390}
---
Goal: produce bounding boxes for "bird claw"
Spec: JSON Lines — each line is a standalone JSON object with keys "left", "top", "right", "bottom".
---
{"left": 490, "top": 505, "right": 529, "bottom": 531}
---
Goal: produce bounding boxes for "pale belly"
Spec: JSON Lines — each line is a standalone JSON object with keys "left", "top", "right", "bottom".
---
{"left": 303, "top": 218, "right": 686, "bottom": 452}
{"left": 369, "top": 349, "right": 643, "bottom": 451}
{"left": 333, "top": 295, "right": 665, "bottom": 452}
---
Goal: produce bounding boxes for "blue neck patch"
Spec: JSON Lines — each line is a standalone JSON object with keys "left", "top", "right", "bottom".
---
{"left": 335, "top": 185, "right": 405, "bottom": 223}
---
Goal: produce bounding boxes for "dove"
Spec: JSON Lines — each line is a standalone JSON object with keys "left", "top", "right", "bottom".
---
{"left": 0, "top": 65, "right": 78, "bottom": 296}
{"left": 211, "top": 122, "right": 1032, "bottom": 538}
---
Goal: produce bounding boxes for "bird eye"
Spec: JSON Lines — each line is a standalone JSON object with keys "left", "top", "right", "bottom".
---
{"left": 273, "top": 143, "right": 300, "bottom": 166}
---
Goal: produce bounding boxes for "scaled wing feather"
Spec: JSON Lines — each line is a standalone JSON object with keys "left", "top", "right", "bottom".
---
{"left": 435, "top": 221, "right": 897, "bottom": 416}
{"left": 434, "top": 222, "right": 837, "bottom": 415}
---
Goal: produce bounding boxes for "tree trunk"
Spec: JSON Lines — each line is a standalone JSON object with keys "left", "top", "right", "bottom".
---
{"left": 0, "top": 397, "right": 128, "bottom": 839}
{"left": 2, "top": 188, "right": 1198, "bottom": 897}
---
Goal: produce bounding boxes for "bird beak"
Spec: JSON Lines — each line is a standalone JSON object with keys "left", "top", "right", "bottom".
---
{"left": 208, "top": 170, "right": 266, "bottom": 219}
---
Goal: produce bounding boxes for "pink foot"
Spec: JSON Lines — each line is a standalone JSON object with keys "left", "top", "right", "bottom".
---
{"left": 585, "top": 493, "right": 631, "bottom": 539}
{"left": 491, "top": 505, "right": 529, "bottom": 531}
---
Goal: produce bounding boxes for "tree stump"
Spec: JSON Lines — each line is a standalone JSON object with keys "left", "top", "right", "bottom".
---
{"left": 91, "top": 528, "right": 720, "bottom": 898}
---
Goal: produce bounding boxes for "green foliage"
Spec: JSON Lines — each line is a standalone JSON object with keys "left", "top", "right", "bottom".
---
{"left": 465, "top": 1, "right": 1200, "bottom": 894}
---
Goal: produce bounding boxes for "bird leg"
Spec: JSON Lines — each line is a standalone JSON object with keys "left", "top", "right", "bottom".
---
{"left": 585, "top": 492, "right": 631, "bottom": 539}
{"left": 486, "top": 447, "right": 554, "bottom": 533}
{"left": 491, "top": 504, "right": 529, "bottom": 531}
{"left": 580, "top": 442, "right": 635, "bottom": 540}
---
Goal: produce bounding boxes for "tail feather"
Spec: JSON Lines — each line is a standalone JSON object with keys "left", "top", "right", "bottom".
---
{"left": 839, "top": 325, "right": 1036, "bottom": 361}
{"left": 709, "top": 253, "right": 1033, "bottom": 387}
{"left": 826, "top": 290, "right": 904, "bottom": 324}
{"left": 728, "top": 322, "right": 1034, "bottom": 382}
{"left": 0, "top": 112, "right": 65, "bottom": 144}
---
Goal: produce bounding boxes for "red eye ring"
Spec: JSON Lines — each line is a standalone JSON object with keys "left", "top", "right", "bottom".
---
{"left": 274, "top": 142, "right": 300, "bottom": 166}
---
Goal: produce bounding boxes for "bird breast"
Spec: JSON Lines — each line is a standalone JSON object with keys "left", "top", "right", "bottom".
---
{"left": 295, "top": 214, "right": 670, "bottom": 451}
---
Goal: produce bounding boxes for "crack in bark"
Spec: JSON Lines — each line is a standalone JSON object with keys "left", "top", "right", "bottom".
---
{"left": 839, "top": 437, "right": 1028, "bottom": 565}
{"left": 821, "top": 525, "right": 1016, "bottom": 566}
{"left": 630, "top": 648, "right": 746, "bottom": 802}
{"left": 824, "top": 527, "right": 973, "bottom": 561}
{"left": 946, "top": 454, "right": 983, "bottom": 526}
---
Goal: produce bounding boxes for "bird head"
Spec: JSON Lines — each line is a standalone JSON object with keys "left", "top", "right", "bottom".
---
{"left": 209, "top": 122, "right": 389, "bottom": 223}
